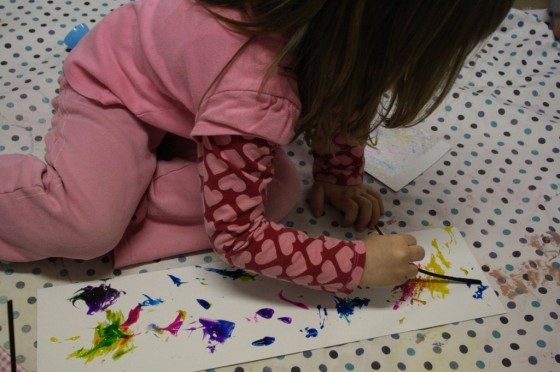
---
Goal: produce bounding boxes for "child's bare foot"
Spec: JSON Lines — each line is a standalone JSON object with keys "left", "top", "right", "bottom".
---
{"left": 553, "top": 15, "right": 560, "bottom": 39}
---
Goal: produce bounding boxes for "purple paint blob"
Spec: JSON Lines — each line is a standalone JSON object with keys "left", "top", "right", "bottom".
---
{"left": 472, "top": 284, "right": 489, "bottom": 299}
{"left": 197, "top": 299, "right": 211, "bottom": 309}
{"left": 252, "top": 336, "right": 276, "bottom": 346}
{"left": 68, "top": 284, "right": 124, "bottom": 315}
{"left": 278, "top": 290, "right": 309, "bottom": 310}
{"left": 278, "top": 317, "right": 292, "bottom": 324}
{"left": 168, "top": 274, "right": 188, "bottom": 287}
{"left": 300, "top": 327, "right": 318, "bottom": 338}
{"left": 333, "top": 296, "right": 370, "bottom": 323}
{"left": 256, "top": 308, "right": 274, "bottom": 319}
{"left": 199, "top": 318, "right": 236, "bottom": 353}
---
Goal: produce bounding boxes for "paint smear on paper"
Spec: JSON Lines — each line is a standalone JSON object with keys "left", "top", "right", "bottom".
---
{"left": 50, "top": 336, "right": 80, "bottom": 343}
{"left": 278, "top": 290, "right": 309, "bottom": 309}
{"left": 333, "top": 296, "right": 370, "bottom": 323}
{"left": 121, "top": 305, "right": 142, "bottom": 329}
{"left": 416, "top": 333, "right": 426, "bottom": 344}
{"left": 197, "top": 299, "right": 211, "bottom": 310}
{"left": 460, "top": 267, "right": 470, "bottom": 275}
{"left": 392, "top": 279, "right": 429, "bottom": 310}
{"left": 68, "top": 305, "right": 141, "bottom": 362}
{"left": 300, "top": 327, "right": 318, "bottom": 338}
{"left": 148, "top": 310, "right": 186, "bottom": 337}
{"left": 472, "top": 284, "right": 489, "bottom": 299}
{"left": 317, "top": 305, "right": 328, "bottom": 329}
{"left": 197, "top": 318, "right": 236, "bottom": 353}
{"left": 168, "top": 274, "right": 188, "bottom": 287}
{"left": 139, "top": 294, "right": 164, "bottom": 307}
{"left": 278, "top": 317, "right": 292, "bottom": 324}
{"left": 202, "top": 267, "right": 256, "bottom": 281}
{"left": 252, "top": 336, "right": 276, "bottom": 346}
{"left": 489, "top": 259, "right": 560, "bottom": 299}
{"left": 68, "top": 284, "right": 124, "bottom": 315}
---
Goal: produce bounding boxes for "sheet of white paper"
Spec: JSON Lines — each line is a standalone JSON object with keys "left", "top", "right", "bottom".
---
{"left": 37, "top": 227, "right": 505, "bottom": 372}
{"left": 364, "top": 126, "right": 451, "bottom": 191}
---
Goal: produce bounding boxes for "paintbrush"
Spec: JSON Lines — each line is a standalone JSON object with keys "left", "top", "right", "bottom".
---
{"left": 374, "top": 225, "right": 482, "bottom": 286}
{"left": 8, "top": 300, "right": 16, "bottom": 372}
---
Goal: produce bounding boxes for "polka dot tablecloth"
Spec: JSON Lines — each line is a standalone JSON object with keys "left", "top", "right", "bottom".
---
{"left": 0, "top": 2, "right": 559, "bottom": 371}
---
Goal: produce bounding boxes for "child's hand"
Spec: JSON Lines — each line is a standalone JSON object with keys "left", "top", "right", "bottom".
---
{"left": 359, "top": 233, "right": 425, "bottom": 287}
{"left": 308, "top": 181, "right": 384, "bottom": 232}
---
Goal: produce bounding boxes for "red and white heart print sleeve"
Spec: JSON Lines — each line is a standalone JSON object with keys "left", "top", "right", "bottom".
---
{"left": 312, "top": 135, "right": 365, "bottom": 186}
{"left": 198, "top": 135, "right": 366, "bottom": 294}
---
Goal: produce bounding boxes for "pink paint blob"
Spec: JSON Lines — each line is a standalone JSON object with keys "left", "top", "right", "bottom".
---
{"left": 278, "top": 290, "right": 309, "bottom": 310}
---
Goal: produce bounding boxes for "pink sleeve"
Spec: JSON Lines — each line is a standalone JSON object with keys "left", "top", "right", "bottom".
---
{"left": 312, "top": 135, "right": 365, "bottom": 186}
{"left": 198, "top": 135, "right": 366, "bottom": 294}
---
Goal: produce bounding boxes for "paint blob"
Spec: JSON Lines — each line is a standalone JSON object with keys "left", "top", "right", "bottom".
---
{"left": 148, "top": 310, "right": 186, "bottom": 337}
{"left": 278, "top": 290, "right": 309, "bottom": 309}
{"left": 121, "top": 304, "right": 142, "bottom": 329}
{"left": 197, "top": 299, "right": 211, "bottom": 310}
{"left": 139, "top": 294, "right": 164, "bottom": 307}
{"left": 256, "top": 308, "right": 274, "bottom": 319}
{"left": 198, "top": 318, "right": 236, "bottom": 353}
{"left": 317, "top": 305, "right": 328, "bottom": 329}
{"left": 278, "top": 317, "right": 292, "bottom": 324}
{"left": 333, "top": 296, "right": 370, "bottom": 323}
{"left": 168, "top": 274, "right": 188, "bottom": 287}
{"left": 301, "top": 327, "right": 318, "bottom": 338}
{"left": 199, "top": 266, "right": 256, "bottom": 281}
{"left": 472, "top": 284, "right": 489, "bottom": 299}
{"left": 68, "top": 284, "right": 124, "bottom": 315}
{"left": 251, "top": 336, "right": 276, "bottom": 346}
{"left": 68, "top": 306, "right": 140, "bottom": 362}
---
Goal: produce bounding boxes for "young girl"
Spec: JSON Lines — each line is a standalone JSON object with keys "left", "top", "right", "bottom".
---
{"left": 0, "top": 0, "right": 512, "bottom": 294}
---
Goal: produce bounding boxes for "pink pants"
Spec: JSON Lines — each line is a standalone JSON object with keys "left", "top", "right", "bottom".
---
{"left": 0, "top": 77, "right": 299, "bottom": 267}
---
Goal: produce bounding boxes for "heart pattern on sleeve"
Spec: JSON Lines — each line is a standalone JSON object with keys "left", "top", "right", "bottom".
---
{"left": 312, "top": 134, "right": 365, "bottom": 186}
{"left": 197, "top": 135, "right": 366, "bottom": 295}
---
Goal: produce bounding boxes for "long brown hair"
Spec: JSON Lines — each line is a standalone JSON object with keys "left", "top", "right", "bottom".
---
{"left": 197, "top": 0, "right": 513, "bottom": 147}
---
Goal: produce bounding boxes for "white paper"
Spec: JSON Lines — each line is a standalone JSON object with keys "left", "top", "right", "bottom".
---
{"left": 38, "top": 227, "right": 504, "bottom": 372}
{"left": 364, "top": 125, "right": 451, "bottom": 191}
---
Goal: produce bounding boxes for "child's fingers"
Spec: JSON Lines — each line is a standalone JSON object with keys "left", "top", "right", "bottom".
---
{"left": 308, "top": 183, "right": 325, "bottom": 217}
{"left": 401, "top": 234, "right": 417, "bottom": 246}
{"left": 331, "top": 195, "right": 359, "bottom": 226}
{"left": 361, "top": 193, "right": 381, "bottom": 228}
{"left": 364, "top": 187, "right": 385, "bottom": 215}
{"left": 352, "top": 195, "right": 372, "bottom": 231}
{"left": 408, "top": 245, "right": 425, "bottom": 262}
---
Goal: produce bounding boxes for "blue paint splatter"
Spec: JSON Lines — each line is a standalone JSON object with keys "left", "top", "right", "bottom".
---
{"left": 256, "top": 308, "right": 274, "bottom": 319}
{"left": 317, "top": 305, "right": 328, "bottom": 329}
{"left": 196, "top": 266, "right": 256, "bottom": 281}
{"left": 333, "top": 296, "right": 370, "bottom": 323}
{"left": 168, "top": 274, "right": 187, "bottom": 287}
{"left": 472, "top": 284, "right": 489, "bottom": 299}
{"left": 300, "top": 327, "right": 318, "bottom": 338}
{"left": 139, "top": 294, "right": 164, "bottom": 307}
{"left": 197, "top": 299, "right": 211, "bottom": 309}
{"left": 252, "top": 336, "right": 276, "bottom": 346}
{"left": 278, "top": 317, "right": 292, "bottom": 324}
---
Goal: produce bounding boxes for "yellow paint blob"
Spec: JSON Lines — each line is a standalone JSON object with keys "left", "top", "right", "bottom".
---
{"left": 424, "top": 254, "right": 450, "bottom": 299}
{"left": 431, "top": 239, "right": 452, "bottom": 269}
{"left": 460, "top": 267, "right": 469, "bottom": 275}
{"left": 50, "top": 337, "right": 59, "bottom": 343}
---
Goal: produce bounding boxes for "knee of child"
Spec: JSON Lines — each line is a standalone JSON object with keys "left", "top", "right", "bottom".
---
{"left": 56, "top": 216, "right": 126, "bottom": 260}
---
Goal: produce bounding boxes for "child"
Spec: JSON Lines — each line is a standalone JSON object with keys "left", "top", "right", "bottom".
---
{"left": 0, "top": 0, "right": 512, "bottom": 294}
